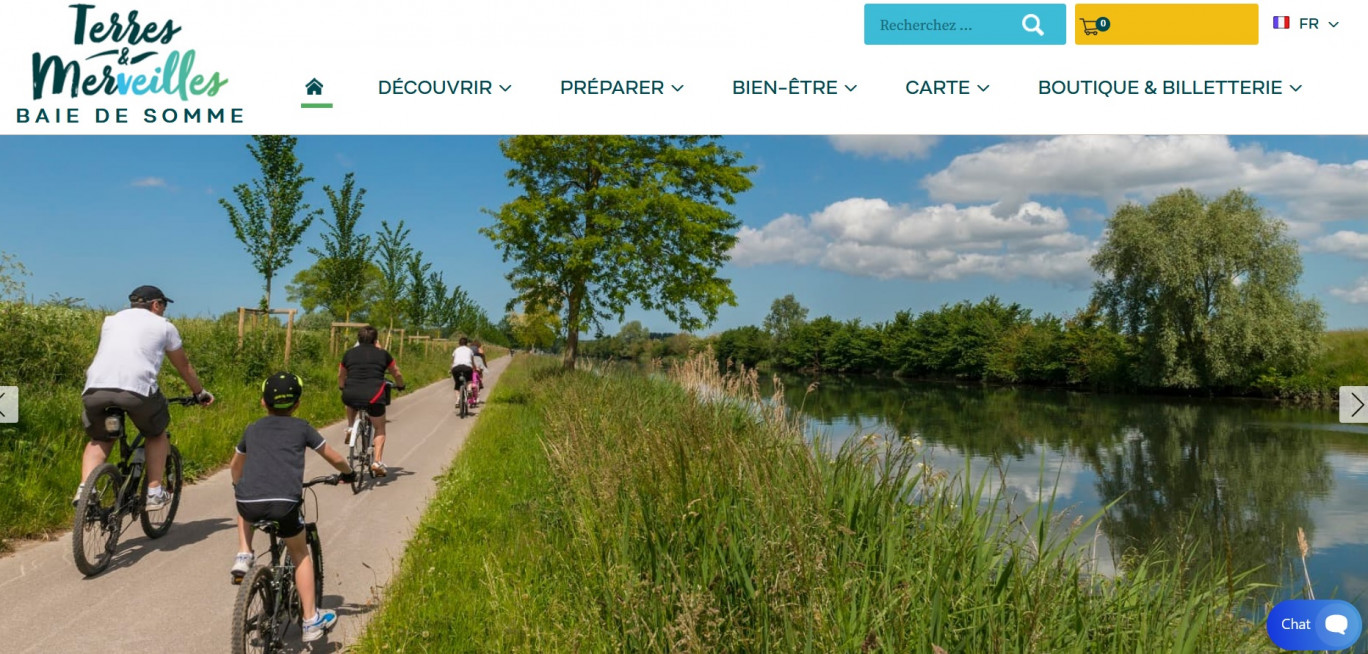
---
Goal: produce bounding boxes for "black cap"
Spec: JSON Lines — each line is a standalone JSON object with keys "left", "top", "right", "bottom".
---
{"left": 261, "top": 371, "right": 304, "bottom": 409}
{"left": 129, "top": 285, "right": 173, "bottom": 304}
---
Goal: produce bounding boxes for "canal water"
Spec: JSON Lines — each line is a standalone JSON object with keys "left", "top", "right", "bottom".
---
{"left": 762, "top": 372, "right": 1368, "bottom": 640}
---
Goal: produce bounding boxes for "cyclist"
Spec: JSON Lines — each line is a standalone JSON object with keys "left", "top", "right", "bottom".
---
{"left": 77, "top": 285, "right": 214, "bottom": 507}
{"left": 450, "top": 336, "right": 479, "bottom": 404}
{"left": 229, "top": 372, "right": 356, "bottom": 642}
{"left": 471, "top": 340, "right": 488, "bottom": 390}
{"left": 338, "top": 325, "right": 405, "bottom": 477}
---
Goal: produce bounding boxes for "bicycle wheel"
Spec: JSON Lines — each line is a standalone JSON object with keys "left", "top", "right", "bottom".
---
{"left": 231, "top": 565, "right": 278, "bottom": 654}
{"left": 140, "top": 443, "right": 183, "bottom": 538}
{"left": 458, "top": 385, "right": 468, "bottom": 418}
{"left": 306, "top": 523, "right": 324, "bottom": 610}
{"left": 72, "top": 463, "right": 122, "bottom": 576}
{"left": 347, "top": 423, "right": 366, "bottom": 494}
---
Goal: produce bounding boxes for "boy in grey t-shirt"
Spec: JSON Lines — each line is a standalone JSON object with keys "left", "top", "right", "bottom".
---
{"left": 229, "top": 372, "right": 355, "bottom": 642}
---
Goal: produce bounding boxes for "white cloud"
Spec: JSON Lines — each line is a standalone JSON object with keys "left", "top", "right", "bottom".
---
{"left": 922, "top": 135, "right": 1368, "bottom": 222}
{"left": 731, "top": 198, "right": 1096, "bottom": 285}
{"left": 1330, "top": 277, "right": 1368, "bottom": 304}
{"left": 828, "top": 135, "right": 940, "bottom": 160}
{"left": 131, "top": 177, "right": 168, "bottom": 188}
{"left": 730, "top": 214, "right": 825, "bottom": 266}
{"left": 1311, "top": 231, "right": 1368, "bottom": 260}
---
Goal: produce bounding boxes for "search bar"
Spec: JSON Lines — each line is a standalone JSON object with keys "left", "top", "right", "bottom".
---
{"left": 865, "top": 4, "right": 1067, "bottom": 45}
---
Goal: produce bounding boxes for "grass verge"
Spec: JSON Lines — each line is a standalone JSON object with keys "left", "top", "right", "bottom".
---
{"left": 357, "top": 354, "right": 1274, "bottom": 653}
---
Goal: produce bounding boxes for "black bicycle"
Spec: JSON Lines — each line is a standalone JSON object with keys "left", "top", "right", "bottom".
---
{"left": 72, "top": 395, "right": 201, "bottom": 576}
{"left": 231, "top": 474, "right": 340, "bottom": 653}
{"left": 346, "top": 381, "right": 398, "bottom": 493}
{"left": 456, "top": 370, "right": 473, "bottom": 418}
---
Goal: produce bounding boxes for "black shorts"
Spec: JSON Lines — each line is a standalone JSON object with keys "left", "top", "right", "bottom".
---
{"left": 342, "top": 385, "right": 389, "bottom": 417}
{"left": 236, "top": 500, "right": 304, "bottom": 538}
{"left": 81, "top": 388, "right": 170, "bottom": 441}
{"left": 451, "top": 365, "right": 473, "bottom": 389}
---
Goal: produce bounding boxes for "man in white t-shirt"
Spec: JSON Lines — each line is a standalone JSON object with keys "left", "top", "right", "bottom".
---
{"left": 450, "top": 336, "right": 482, "bottom": 402}
{"left": 77, "top": 285, "right": 215, "bottom": 507}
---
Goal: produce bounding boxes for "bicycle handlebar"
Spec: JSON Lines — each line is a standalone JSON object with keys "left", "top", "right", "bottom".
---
{"left": 166, "top": 396, "right": 206, "bottom": 406}
{"left": 304, "top": 474, "right": 342, "bottom": 488}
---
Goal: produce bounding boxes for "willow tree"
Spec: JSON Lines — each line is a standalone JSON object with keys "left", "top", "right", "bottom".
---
{"left": 482, "top": 136, "right": 755, "bottom": 369}
{"left": 1091, "top": 188, "right": 1323, "bottom": 388}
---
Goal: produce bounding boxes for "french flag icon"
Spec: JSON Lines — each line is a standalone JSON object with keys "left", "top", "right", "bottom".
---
{"left": 1273, "top": 16, "right": 1291, "bottom": 29}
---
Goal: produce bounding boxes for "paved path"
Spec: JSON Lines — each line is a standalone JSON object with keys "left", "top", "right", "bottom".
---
{"left": 0, "top": 356, "right": 506, "bottom": 653}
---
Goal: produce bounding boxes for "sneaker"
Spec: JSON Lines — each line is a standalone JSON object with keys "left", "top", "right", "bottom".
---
{"left": 145, "top": 486, "right": 172, "bottom": 510}
{"left": 371, "top": 462, "right": 388, "bottom": 478}
{"left": 71, "top": 483, "right": 86, "bottom": 507}
{"left": 301, "top": 609, "right": 337, "bottom": 642}
{"left": 230, "top": 552, "right": 254, "bottom": 583}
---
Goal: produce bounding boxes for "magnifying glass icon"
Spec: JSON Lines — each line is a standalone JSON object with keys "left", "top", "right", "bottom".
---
{"left": 1022, "top": 13, "right": 1044, "bottom": 36}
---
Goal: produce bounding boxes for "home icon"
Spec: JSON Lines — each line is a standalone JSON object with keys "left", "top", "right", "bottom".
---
{"left": 306, "top": 79, "right": 323, "bottom": 95}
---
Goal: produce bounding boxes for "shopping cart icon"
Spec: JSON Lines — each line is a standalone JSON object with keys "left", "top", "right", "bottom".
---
{"left": 1079, "top": 16, "right": 1110, "bottom": 35}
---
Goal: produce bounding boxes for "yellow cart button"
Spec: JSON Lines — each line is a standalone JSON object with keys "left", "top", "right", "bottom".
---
{"left": 1074, "top": 4, "right": 1258, "bottom": 44}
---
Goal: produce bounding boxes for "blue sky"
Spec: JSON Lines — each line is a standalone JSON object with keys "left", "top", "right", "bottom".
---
{"left": 2, "top": 135, "right": 1367, "bottom": 332}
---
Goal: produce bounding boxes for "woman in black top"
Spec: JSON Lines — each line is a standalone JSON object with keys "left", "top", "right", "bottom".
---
{"left": 338, "top": 325, "right": 406, "bottom": 477}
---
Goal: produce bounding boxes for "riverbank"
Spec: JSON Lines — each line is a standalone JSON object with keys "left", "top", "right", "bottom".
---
{"left": 355, "top": 354, "right": 1274, "bottom": 652}
{"left": 0, "top": 303, "right": 486, "bottom": 546}
{"left": 709, "top": 328, "right": 1368, "bottom": 406}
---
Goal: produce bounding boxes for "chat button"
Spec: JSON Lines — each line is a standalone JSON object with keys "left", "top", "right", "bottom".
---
{"left": 1267, "top": 600, "right": 1362, "bottom": 651}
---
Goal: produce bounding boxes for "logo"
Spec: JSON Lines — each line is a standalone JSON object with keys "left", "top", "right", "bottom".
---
{"left": 32, "top": 4, "right": 228, "bottom": 101}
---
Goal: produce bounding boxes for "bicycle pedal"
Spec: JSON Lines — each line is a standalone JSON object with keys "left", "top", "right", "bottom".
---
{"left": 230, "top": 574, "right": 244, "bottom": 586}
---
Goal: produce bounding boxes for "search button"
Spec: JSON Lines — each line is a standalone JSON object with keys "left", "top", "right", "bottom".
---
{"left": 866, "top": 4, "right": 1067, "bottom": 45}
{"left": 1266, "top": 600, "right": 1362, "bottom": 651}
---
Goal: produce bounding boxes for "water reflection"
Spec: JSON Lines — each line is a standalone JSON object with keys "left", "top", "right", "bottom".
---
{"left": 762, "top": 372, "right": 1367, "bottom": 612}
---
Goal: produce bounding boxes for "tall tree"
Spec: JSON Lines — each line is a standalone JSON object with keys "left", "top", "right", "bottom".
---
{"left": 1091, "top": 188, "right": 1324, "bottom": 388}
{"left": 403, "top": 250, "right": 433, "bottom": 329}
{"left": 375, "top": 219, "right": 412, "bottom": 329}
{"left": 220, "top": 135, "right": 322, "bottom": 308}
{"left": 311, "top": 172, "right": 372, "bottom": 321}
{"left": 482, "top": 136, "right": 755, "bottom": 369}
{"left": 763, "top": 294, "right": 808, "bottom": 358}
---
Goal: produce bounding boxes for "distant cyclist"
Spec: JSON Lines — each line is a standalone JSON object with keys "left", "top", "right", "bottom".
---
{"left": 450, "top": 337, "right": 480, "bottom": 403}
{"left": 471, "top": 340, "right": 488, "bottom": 390}
{"left": 338, "top": 325, "right": 405, "bottom": 477}
{"left": 78, "top": 285, "right": 214, "bottom": 506}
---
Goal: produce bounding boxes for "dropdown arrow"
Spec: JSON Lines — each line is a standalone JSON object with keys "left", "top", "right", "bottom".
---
{"left": 500, "top": 84, "right": 512, "bottom": 92}
{"left": 672, "top": 84, "right": 684, "bottom": 92}
{"left": 1330, "top": 21, "right": 1339, "bottom": 27}
{"left": 1290, "top": 84, "right": 1302, "bottom": 92}
{"left": 977, "top": 84, "right": 990, "bottom": 92}
{"left": 845, "top": 84, "right": 857, "bottom": 92}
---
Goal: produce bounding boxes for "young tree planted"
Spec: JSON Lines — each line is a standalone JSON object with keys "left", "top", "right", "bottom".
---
{"left": 403, "top": 250, "right": 433, "bottom": 329}
{"left": 482, "top": 135, "right": 755, "bottom": 369}
{"left": 1091, "top": 188, "right": 1324, "bottom": 388}
{"left": 220, "top": 135, "right": 322, "bottom": 309}
{"left": 375, "top": 219, "right": 413, "bottom": 330}
{"left": 312, "top": 172, "right": 373, "bottom": 321}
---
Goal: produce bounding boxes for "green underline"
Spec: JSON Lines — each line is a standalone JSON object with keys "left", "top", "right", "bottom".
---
{"left": 301, "top": 102, "right": 333, "bottom": 108}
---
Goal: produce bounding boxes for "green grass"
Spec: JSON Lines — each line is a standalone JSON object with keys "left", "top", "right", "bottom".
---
{"left": 1258, "top": 329, "right": 1368, "bottom": 403}
{"left": 0, "top": 303, "right": 468, "bottom": 546}
{"left": 356, "top": 355, "right": 1275, "bottom": 653}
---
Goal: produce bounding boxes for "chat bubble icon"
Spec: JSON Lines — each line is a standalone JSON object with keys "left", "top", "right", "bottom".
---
{"left": 1326, "top": 614, "right": 1349, "bottom": 635}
